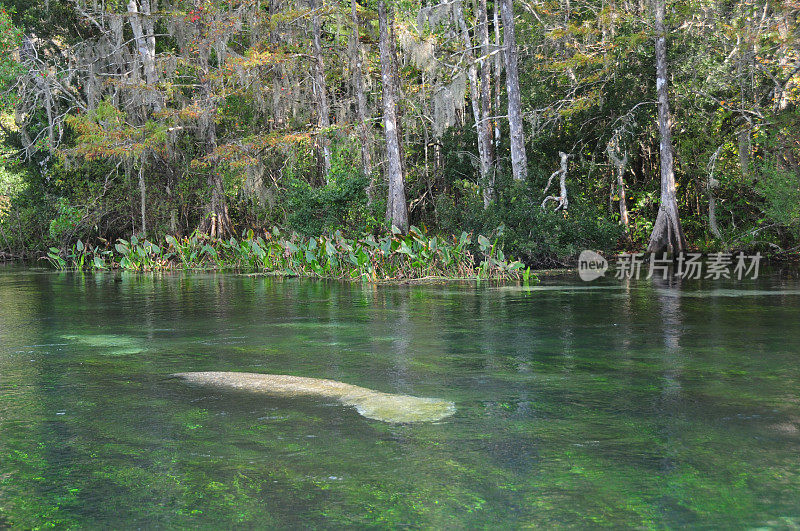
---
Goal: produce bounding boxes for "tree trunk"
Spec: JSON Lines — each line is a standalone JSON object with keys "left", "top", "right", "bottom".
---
{"left": 647, "top": 0, "right": 686, "bottom": 254}
{"left": 127, "top": 0, "right": 156, "bottom": 85}
{"left": 616, "top": 166, "right": 630, "bottom": 236}
{"left": 199, "top": 121, "right": 233, "bottom": 239}
{"left": 707, "top": 146, "right": 723, "bottom": 239}
{"left": 127, "top": 0, "right": 159, "bottom": 109}
{"left": 198, "top": 67, "right": 233, "bottom": 238}
{"left": 493, "top": 0, "right": 502, "bottom": 146}
{"left": 737, "top": 129, "right": 750, "bottom": 180}
{"left": 454, "top": 0, "right": 493, "bottom": 207}
{"left": 138, "top": 164, "right": 147, "bottom": 236}
{"left": 378, "top": 0, "right": 409, "bottom": 234}
{"left": 606, "top": 140, "right": 631, "bottom": 238}
{"left": 542, "top": 152, "right": 570, "bottom": 211}
{"left": 477, "top": 0, "right": 495, "bottom": 206}
{"left": 388, "top": 10, "right": 406, "bottom": 179}
{"left": 708, "top": 188, "right": 721, "bottom": 238}
{"left": 311, "top": 0, "right": 332, "bottom": 180}
{"left": 500, "top": 0, "right": 528, "bottom": 182}
{"left": 350, "top": 0, "right": 373, "bottom": 199}
{"left": 203, "top": 173, "right": 233, "bottom": 239}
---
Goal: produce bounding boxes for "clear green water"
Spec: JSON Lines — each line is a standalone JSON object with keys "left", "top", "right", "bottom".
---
{"left": 1, "top": 267, "right": 799, "bottom": 528}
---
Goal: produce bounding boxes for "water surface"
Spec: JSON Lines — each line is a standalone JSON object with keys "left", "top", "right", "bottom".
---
{"left": 1, "top": 267, "right": 799, "bottom": 527}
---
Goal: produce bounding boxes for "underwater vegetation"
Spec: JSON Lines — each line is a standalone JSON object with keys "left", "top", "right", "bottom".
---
{"left": 3, "top": 271, "right": 800, "bottom": 528}
{"left": 62, "top": 334, "right": 144, "bottom": 356}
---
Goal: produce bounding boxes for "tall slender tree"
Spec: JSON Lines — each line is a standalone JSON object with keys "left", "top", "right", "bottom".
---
{"left": 454, "top": 0, "right": 493, "bottom": 207}
{"left": 492, "top": 0, "right": 502, "bottom": 147}
{"left": 647, "top": 0, "right": 686, "bottom": 254}
{"left": 500, "top": 0, "right": 527, "bottom": 182}
{"left": 477, "top": 0, "right": 495, "bottom": 205}
{"left": 311, "top": 0, "right": 332, "bottom": 180}
{"left": 350, "top": 0, "right": 373, "bottom": 197}
{"left": 378, "top": 0, "right": 408, "bottom": 234}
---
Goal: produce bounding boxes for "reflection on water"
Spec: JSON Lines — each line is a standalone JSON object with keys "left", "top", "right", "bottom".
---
{"left": 1, "top": 268, "right": 799, "bottom": 527}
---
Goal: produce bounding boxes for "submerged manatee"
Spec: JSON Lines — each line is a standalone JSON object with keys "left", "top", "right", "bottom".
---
{"left": 173, "top": 371, "right": 455, "bottom": 423}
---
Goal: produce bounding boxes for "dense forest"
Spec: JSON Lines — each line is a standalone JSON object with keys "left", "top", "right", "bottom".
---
{"left": 0, "top": 0, "right": 798, "bottom": 266}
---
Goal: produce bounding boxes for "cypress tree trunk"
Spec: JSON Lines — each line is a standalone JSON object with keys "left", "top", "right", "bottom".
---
{"left": 607, "top": 141, "right": 631, "bottom": 239}
{"left": 647, "top": 0, "right": 686, "bottom": 254}
{"left": 311, "top": 0, "right": 332, "bottom": 181}
{"left": 138, "top": 164, "right": 147, "bottom": 236}
{"left": 454, "top": 0, "right": 493, "bottom": 207}
{"left": 204, "top": 173, "right": 232, "bottom": 239}
{"left": 198, "top": 63, "right": 232, "bottom": 238}
{"left": 199, "top": 135, "right": 233, "bottom": 238}
{"left": 477, "top": 0, "right": 495, "bottom": 206}
{"left": 493, "top": 0, "right": 502, "bottom": 146}
{"left": 617, "top": 165, "right": 631, "bottom": 237}
{"left": 500, "top": 0, "right": 528, "bottom": 182}
{"left": 350, "top": 0, "right": 373, "bottom": 199}
{"left": 378, "top": 0, "right": 409, "bottom": 234}
{"left": 127, "top": 0, "right": 159, "bottom": 110}
{"left": 127, "top": 0, "right": 156, "bottom": 85}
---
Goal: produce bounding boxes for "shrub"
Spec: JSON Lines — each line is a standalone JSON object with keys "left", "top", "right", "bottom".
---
{"left": 284, "top": 172, "right": 383, "bottom": 237}
{"left": 436, "top": 174, "right": 622, "bottom": 267}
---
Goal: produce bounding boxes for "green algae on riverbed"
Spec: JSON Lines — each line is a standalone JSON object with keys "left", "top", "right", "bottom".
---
{"left": 2, "top": 270, "right": 800, "bottom": 528}
{"left": 62, "top": 334, "right": 144, "bottom": 356}
{"left": 173, "top": 371, "right": 456, "bottom": 423}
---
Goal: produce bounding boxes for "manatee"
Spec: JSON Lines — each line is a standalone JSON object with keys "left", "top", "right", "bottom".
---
{"left": 172, "top": 371, "right": 455, "bottom": 424}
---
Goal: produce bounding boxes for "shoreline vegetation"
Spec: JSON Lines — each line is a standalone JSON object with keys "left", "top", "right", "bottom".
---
{"left": 39, "top": 226, "right": 534, "bottom": 282}
{"left": 1, "top": 1, "right": 798, "bottom": 273}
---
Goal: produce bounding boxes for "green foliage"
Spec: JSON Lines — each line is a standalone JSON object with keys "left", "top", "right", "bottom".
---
{"left": 41, "top": 227, "right": 526, "bottom": 281}
{"left": 48, "top": 198, "right": 84, "bottom": 243}
{"left": 45, "top": 239, "right": 111, "bottom": 270}
{"left": 285, "top": 173, "right": 382, "bottom": 237}
{"left": 755, "top": 163, "right": 800, "bottom": 237}
{"left": 114, "top": 235, "right": 171, "bottom": 271}
{"left": 437, "top": 176, "right": 622, "bottom": 267}
{"left": 2, "top": 0, "right": 799, "bottom": 263}
{"left": 0, "top": 4, "right": 23, "bottom": 111}
{"left": 0, "top": 192, "right": 51, "bottom": 255}
{"left": 0, "top": 147, "right": 23, "bottom": 198}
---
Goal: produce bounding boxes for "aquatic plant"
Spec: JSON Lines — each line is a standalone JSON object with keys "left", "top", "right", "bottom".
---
{"left": 45, "top": 239, "right": 112, "bottom": 271}
{"left": 42, "top": 227, "right": 531, "bottom": 282}
{"left": 114, "top": 236, "right": 172, "bottom": 271}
